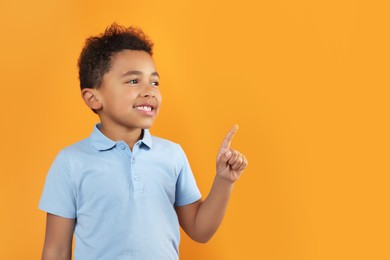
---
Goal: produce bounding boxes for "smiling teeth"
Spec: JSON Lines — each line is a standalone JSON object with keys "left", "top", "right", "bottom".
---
{"left": 135, "top": 106, "right": 152, "bottom": 111}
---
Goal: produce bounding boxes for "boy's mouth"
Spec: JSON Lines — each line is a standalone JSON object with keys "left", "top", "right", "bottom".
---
{"left": 134, "top": 106, "right": 153, "bottom": 112}
{"left": 133, "top": 101, "right": 157, "bottom": 116}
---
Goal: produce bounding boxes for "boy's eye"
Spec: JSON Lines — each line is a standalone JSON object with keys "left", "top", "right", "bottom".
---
{"left": 152, "top": 81, "right": 159, "bottom": 87}
{"left": 127, "top": 79, "right": 138, "bottom": 84}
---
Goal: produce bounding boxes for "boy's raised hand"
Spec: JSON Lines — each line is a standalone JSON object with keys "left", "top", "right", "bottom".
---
{"left": 216, "top": 125, "right": 248, "bottom": 183}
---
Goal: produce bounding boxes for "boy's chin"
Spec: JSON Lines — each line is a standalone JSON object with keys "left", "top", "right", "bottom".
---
{"left": 136, "top": 121, "right": 156, "bottom": 130}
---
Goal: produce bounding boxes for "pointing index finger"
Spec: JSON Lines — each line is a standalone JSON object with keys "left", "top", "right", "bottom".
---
{"left": 220, "top": 124, "right": 239, "bottom": 151}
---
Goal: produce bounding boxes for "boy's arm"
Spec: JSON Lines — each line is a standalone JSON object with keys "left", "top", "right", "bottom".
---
{"left": 42, "top": 213, "right": 75, "bottom": 260}
{"left": 175, "top": 125, "right": 248, "bottom": 243}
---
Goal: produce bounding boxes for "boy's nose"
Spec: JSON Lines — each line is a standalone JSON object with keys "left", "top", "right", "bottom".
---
{"left": 141, "top": 85, "right": 157, "bottom": 98}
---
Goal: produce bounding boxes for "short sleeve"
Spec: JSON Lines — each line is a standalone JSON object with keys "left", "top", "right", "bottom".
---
{"left": 38, "top": 150, "right": 76, "bottom": 219}
{"left": 174, "top": 145, "right": 202, "bottom": 206}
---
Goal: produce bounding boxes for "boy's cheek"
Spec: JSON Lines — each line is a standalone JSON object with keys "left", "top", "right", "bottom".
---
{"left": 156, "top": 94, "right": 162, "bottom": 106}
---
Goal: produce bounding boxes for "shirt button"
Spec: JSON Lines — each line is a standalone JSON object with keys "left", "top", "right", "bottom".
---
{"left": 120, "top": 144, "right": 125, "bottom": 150}
{"left": 134, "top": 175, "right": 139, "bottom": 181}
{"left": 132, "top": 158, "right": 135, "bottom": 163}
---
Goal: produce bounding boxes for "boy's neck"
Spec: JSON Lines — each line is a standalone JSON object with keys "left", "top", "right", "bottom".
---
{"left": 98, "top": 123, "right": 143, "bottom": 150}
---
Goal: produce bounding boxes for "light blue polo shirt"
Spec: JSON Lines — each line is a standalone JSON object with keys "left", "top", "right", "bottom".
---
{"left": 39, "top": 124, "right": 201, "bottom": 260}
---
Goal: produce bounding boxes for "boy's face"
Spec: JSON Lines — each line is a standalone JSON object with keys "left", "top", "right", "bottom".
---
{"left": 95, "top": 50, "right": 161, "bottom": 131}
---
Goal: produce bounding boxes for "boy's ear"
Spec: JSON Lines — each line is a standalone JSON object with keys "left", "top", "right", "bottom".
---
{"left": 81, "top": 88, "right": 103, "bottom": 111}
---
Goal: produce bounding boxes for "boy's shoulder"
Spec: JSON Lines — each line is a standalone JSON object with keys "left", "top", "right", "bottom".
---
{"left": 53, "top": 137, "right": 94, "bottom": 164}
{"left": 150, "top": 134, "right": 179, "bottom": 147}
{"left": 61, "top": 137, "right": 91, "bottom": 153}
{"left": 146, "top": 132, "right": 185, "bottom": 156}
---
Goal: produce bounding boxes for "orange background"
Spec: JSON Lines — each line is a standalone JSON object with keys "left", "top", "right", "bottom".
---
{"left": 1, "top": 0, "right": 389, "bottom": 259}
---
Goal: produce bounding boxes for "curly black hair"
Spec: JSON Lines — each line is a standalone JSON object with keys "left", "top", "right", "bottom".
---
{"left": 78, "top": 23, "right": 153, "bottom": 90}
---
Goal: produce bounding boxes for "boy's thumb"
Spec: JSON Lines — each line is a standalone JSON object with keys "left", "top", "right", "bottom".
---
{"left": 219, "top": 150, "right": 232, "bottom": 164}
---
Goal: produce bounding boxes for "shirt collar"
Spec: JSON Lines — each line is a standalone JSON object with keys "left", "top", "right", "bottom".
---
{"left": 141, "top": 128, "right": 153, "bottom": 149}
{"left": 90, "top": 124, "right": 153, "bottom": 151}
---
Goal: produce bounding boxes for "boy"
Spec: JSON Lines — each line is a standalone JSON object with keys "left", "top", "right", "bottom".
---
{"left": 39, "top": 24, "right": 248, "bottom": 260}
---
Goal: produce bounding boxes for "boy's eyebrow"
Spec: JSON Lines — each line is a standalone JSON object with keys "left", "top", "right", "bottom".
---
{"left": 121, "top": 70, "right": 160, "bottom": 78}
